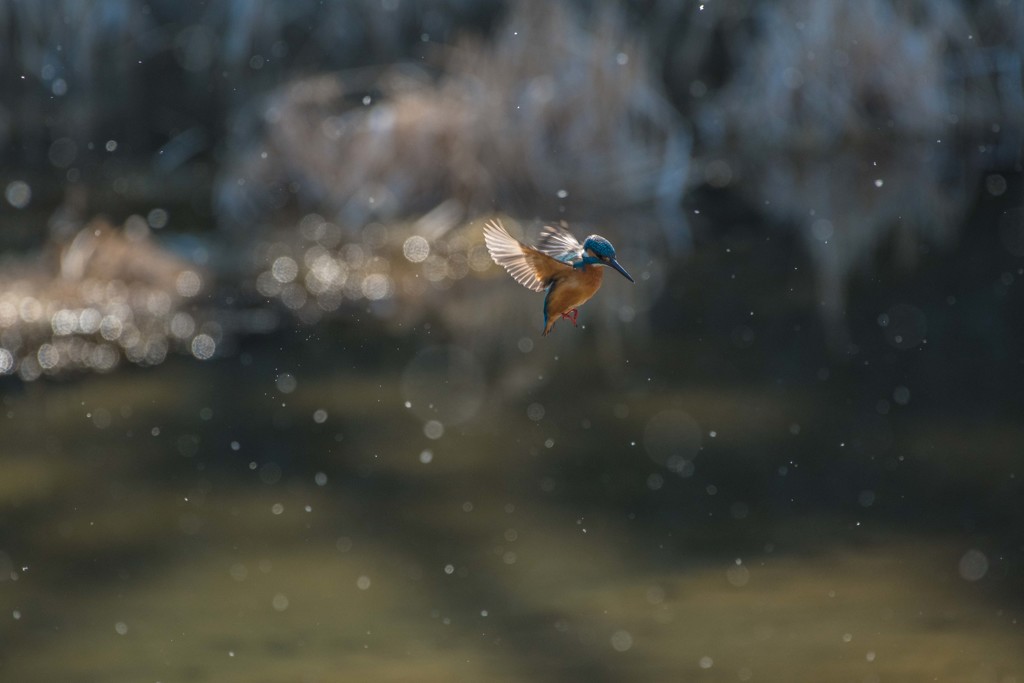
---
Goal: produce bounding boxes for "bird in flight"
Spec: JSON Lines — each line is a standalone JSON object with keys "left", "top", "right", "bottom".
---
{"left": 483, "top": 219, "right": 634, "bottom": 336}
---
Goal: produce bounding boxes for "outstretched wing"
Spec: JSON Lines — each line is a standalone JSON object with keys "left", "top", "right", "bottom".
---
{"left": 535, "top": 223, "right": 584, "bottom": 265}
{"left": 483, "top": 220, "right": 571, "bottom": 293}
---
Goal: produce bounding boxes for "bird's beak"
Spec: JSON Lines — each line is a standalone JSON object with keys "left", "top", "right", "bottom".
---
{"left": 609, "top": 258, "right": 635, "bottom": 283}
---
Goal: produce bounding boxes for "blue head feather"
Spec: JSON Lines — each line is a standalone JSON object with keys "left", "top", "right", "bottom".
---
{"left": 582, "top": 235, "right": 616, "bottom": 259}
{"left": 578, "top": 234, "right": 634, "bottom": 283}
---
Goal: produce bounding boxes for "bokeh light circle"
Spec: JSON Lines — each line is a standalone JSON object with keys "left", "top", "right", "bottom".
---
{"left": 403, "top": 235, "right": 430, "bottom": 263}
{"left": 0, "top": 348, "right": 14, "bottom": 374}
{"left": 958, "top": 549, "right": 988, "bottom": 582}
{"left": 191, "top": 334, "right": 216, "bottom": 360}
{"left": 5, "top": 180, "right": 31, "bottom": 209}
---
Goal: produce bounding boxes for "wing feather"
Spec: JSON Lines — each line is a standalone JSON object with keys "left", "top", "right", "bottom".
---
{"left": 535, "top": 223, "right": 584, "bottom": 264}
{"left": 483, "top": 220, "right": 570, "bottom": 293}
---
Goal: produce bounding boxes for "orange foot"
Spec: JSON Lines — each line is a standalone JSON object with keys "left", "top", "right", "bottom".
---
{"left": 560, "top": 309, "right": 579, "bottom": 327}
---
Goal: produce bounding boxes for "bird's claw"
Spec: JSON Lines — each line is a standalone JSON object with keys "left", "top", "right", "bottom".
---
{"left": 560, "top": 309, "right": 579, "bottom": 327}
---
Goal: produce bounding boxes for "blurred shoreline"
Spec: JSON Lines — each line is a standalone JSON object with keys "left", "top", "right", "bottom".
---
{"left": 1, "top": 0, "right": 1023, "bottom": 378}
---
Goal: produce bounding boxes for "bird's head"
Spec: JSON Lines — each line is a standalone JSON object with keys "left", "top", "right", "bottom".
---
{"left": 582, "top": 235, "right": 634, "bottom": 283}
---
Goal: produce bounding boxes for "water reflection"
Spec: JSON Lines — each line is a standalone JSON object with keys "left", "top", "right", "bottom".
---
{"left": 1, "top": 345, "right": 1022, "bottom": 681}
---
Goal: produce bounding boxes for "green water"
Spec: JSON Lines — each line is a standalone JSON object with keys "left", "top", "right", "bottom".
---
{"left": 1, "top": 327, "right": 1021, "bottom": 683}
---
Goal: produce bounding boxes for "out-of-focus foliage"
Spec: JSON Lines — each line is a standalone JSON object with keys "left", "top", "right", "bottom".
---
{"left": 688, "top": 0, "right": 1023, "bottom": 340}
{"left": 0, "top": 0, "right": 1023, "bottom": 375}
{"left": 216, "top": 1, "right": 688, "bottom": 235}
{"left": 0, "top": 218, "right": 213, "bottom": 378}
{"left": 0, "top": 0, "right": 502, "bottom": 165}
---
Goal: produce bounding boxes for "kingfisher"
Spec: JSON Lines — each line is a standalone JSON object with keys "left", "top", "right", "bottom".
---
{"left": 483, "top": 219, "right": 634, "bottom": 335}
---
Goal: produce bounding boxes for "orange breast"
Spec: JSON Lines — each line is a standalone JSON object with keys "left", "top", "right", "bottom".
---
{"left": 546, "top": 266, "right": 604, "bottom": 317}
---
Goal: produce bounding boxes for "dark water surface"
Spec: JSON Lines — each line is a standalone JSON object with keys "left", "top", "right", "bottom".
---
{"left": 2, "top": 316, "right": 1022, "bottom": 682}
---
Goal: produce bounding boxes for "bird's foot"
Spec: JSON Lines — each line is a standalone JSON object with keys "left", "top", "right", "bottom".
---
{"left": 560, "top": 309, "right": 579, "bottom": 327}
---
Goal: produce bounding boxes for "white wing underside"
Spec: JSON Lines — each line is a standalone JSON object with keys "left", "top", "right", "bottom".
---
{"left": 535, "top": 223, "right": 584, "bottom": 264}
{"left": 483, "top": 220, "right": 548, "bottom": 292}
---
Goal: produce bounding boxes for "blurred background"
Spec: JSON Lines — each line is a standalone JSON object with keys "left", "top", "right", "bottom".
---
{"left": 2, "top": 0, "right": 1024, "bottom": 680}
